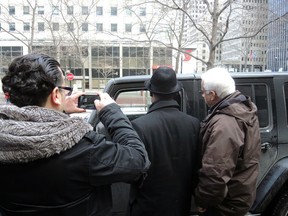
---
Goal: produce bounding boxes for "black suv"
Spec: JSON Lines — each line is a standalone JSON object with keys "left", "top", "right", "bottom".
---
{"left": 88, "top": 72, "right": 288, "bottom": 216}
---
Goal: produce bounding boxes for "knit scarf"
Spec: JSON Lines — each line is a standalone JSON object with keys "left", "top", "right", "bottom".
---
{"left": 0, "top": 105, "right": 92, "bottom": 164}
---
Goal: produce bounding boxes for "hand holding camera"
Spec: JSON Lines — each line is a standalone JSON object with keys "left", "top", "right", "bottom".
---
{"left": 77, "top": 92, "right": 115, "bottom": 111}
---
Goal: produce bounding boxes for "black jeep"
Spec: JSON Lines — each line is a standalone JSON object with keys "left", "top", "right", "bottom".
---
{"left": 88, "top": 72, "right": 288, "bottom": 216}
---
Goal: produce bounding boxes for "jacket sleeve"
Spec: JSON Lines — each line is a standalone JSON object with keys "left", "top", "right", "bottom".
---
{"left": 88, "top": 103, "right": 150, "bottom": 186}
{"left": 195, "top": 114, "right": 245, "bottom": 208}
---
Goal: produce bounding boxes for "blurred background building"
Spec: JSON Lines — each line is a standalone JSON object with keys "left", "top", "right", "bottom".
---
{"left": 0, "top": 0, "right": 287, "bottom": 90}
{"left": 267, "top": 0, "right": 288, "bottom": 72}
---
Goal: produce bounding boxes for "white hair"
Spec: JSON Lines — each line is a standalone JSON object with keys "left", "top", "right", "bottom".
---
{"left": 201, "top": 67, "right": 235, "bottom": 99}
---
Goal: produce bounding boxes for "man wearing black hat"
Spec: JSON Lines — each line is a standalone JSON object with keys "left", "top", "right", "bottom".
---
{"left": 128, "top": 66, "right": 200, "bottom": 216}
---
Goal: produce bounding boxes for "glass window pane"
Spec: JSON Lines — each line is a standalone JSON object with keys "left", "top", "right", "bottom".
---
{"left": 53, "top": 23, "right": 59, "bottom": 31}
{"left": 123, "top": 47, "right": 129, "bottom": 57}
{"left": 96, "top": 6, "right": 103, "bottom": 15}
{"left": 116, "top": 90, "right": 151, "bottom": 121}
{"left": 113, "top": 47, "right": 119, "bottom": 57}
{"left": 125, "top": 24, "right": 132, "bottom": 32}
{"left": 111, "top": 7, "right": 117, "bottom": 16}
{"left": 82, "top": 6, "right": 88, "bottom": 15}
{"left": 140, "top": 7, "right": 146, "bottom": 16}
{"left": 96, "top": 23, "right": 103, "bottom": 31}
{"left": 111, "top": 24, "right": 117, "bottom": 32}
{"left": 24, "top": 22, "right": 30, "bottom": 31}
{"left": 38, "top": 6, "right": 44, "bottom": 15}
{"left": 82, "top": 23, "right": 88, "bottom": 31}
{"left": 9, "top": 23, "right": 15, "bottom": 31}
{"left": 285, "top": 83, "right": 288, "bottom": 124}
{"left": 130, "top": 47, "right": 136, "bottom": 57}
{"left": 67, "top": 6, "right": 73, "bottom": 15}
{"left": 9, "top": 6, "right": 15, "bottom": 15}
{"left": 23, "top": 6, "right": 29, "bottom": 15}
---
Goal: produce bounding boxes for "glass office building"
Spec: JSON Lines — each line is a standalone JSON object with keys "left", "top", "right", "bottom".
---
{"left": 267, "top": 0, "right": 288, "bottom": 71}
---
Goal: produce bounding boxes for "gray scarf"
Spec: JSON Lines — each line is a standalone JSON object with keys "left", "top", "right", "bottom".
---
{"left": 0, "top": 105, "right": 92, "bottom": 164}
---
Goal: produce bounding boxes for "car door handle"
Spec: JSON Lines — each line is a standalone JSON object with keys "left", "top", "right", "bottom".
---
{"left": 261, "top": 142, "right": 272, "bottom": 151}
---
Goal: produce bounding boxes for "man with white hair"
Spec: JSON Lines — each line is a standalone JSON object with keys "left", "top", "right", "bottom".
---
{"left": 195, "top": 67, "right": 261, "bottom": 216}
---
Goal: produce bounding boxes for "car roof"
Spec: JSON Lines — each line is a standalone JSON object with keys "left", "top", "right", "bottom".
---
{"left": 106, "top": 71, "right": 288, "bottom": 88}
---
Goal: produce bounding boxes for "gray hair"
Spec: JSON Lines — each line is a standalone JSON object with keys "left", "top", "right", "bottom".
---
{"left": 201, "top": 67, "right": 235, "bottom": 99}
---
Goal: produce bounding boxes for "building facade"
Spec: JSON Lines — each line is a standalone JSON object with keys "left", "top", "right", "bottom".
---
{"left": 220, "top": 0, "right": 269, "bottom": 72}
{"left": 267, "top": 0, "right": 288, "bottom": 72}
{"left": 0, "top": 0, "right": 174, "bottom": 89}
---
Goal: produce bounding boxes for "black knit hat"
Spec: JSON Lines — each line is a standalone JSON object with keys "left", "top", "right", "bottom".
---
{"left": 145, "top": 66, "right": 182, "bottom": 94}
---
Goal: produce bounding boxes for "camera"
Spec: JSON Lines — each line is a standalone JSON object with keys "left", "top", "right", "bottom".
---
{"left": 78, "top": 95, "right": 100, "bottom": 110}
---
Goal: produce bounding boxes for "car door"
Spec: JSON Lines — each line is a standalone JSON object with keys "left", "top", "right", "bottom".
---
{"left": 235, "top": 77, "right": 277, "bottom": 184}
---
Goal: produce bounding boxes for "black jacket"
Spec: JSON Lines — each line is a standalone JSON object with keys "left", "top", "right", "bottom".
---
{"left": 129, "top": 99, "right": 200, "bottom": 216}
{"left": 0, "top": 103, "right": 150, "bottom": 216}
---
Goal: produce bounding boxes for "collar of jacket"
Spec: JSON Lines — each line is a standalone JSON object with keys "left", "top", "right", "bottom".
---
{"left": 204, "top": 90, "right": 249, "bottom": 123}
{"left": 0, "top": 105, "right": 92, "bottom": 164}
{"left": 148, "top": 99, "right": 180, "bottom": 114}
{"left": 208, "top": 90, "right": 245, "bottom": 114}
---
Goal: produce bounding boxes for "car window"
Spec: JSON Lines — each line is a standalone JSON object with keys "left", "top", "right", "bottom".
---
{"left": 284, "top": 83, "right": 288, "bottom": 124}
{"left": 116, "top": 90, "right": 151, "bottom": 121}
{"left": 237, "top": 84, "right": 269, "bottom": 128}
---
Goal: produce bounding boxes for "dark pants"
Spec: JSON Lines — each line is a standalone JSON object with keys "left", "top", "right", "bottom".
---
{"left": 201, "top": 208, "right": 221, "bottom": 216}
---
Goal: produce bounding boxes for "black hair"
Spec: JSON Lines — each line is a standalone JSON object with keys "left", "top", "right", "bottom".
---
{"left": 151, "top": 92, "right": 177, "bottom": 100}
{"left": 1, "top": 53, "right": 64, "bottom": 107}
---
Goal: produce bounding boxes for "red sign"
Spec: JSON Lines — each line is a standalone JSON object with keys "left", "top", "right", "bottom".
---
{"left": 66, "top": 73, "right": 74, "bottom": 81}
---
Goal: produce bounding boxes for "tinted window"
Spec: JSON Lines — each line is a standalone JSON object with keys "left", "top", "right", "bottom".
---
{"left": 284, "top": 83, "right": 288, "bottom": 124}
{"left": 115, "top": 90, "right": 151, "bottom": 121}
{"left": 237, "top": 84, "right": 269, "bottom": 128}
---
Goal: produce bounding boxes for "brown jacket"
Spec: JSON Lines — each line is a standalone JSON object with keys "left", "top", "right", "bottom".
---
{"left": 195, "top": 91, "right": 261, "bottom": 216}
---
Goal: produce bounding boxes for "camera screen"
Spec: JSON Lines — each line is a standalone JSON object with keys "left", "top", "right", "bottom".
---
{"left": 78, "top": 95, "right": 99, "bottom": 109}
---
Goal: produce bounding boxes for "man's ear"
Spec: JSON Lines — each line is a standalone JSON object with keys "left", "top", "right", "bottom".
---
{"left": 51, "top": 87, "right": 62, "bottom": 106}
{"left": 210, "top": 90, "right": 217, "bottom": 101}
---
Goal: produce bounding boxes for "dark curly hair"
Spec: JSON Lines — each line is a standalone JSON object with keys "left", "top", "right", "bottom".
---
{"left": 1, "top": 53, "right": 64, "bottom": 107}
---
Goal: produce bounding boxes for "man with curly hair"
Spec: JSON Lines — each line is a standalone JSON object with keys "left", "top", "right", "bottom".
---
{"left": 0, "top": 53, "right": 150, "bottom": 216}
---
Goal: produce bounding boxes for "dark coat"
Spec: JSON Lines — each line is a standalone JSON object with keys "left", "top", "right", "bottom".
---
{"left": 129, "top": 99, "right": 200, "bottom": 216}
{"left": 0, "top": 104, "right": 150, "bottom": 216}
{"left": 195, "top": 91, "right": 261, "bottom": 216}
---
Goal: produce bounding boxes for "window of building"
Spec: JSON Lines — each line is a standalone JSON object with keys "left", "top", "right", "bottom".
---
{"left": 122, "top": 46, "right": 151, "bottom": 76}
{"left": 38, "top": 6, "right": 44, "bottom": 15}
{"left": 82, "top": 6, "right": 88, "bottom": 15}
{"left": 67, "top": 6, "right": 73, "bottom": 15}
{"left": 111, "top": 7, "right": 117, "bottom": 16}
{"left": 96, "top": 6, "right": 103, "bottom": 15}
{"left": 96, "top": 23, "right": 103, "bottom": 32}
{"left": 82, "top": 23, "right": 88, "bottom": 31}
{"left": 9, "top": 6, "right": 15, "bottom": 15}
{"left": 125, "top": 24, "right": 132, "bottom": 32}
{"left": 139, "top": 7, "right": 146, "bottom": 16}
{"left": 23, "top": 6, "right": 29, "bottom": 15}
{"left": 152, "top": 47, "right": 172, "bottom": 68}
{"left": 38, "top": 22, "right": 44, "bottom": 31}
{"left": 126, "top": 6, "right": 132, "bottom": 16}
{"left": 140, "top": 24, "right": 146, "bottom": 32}
{"left": 1, "top": 46, "right": 23, "bottom": 57}
{"left": 91, "top": 46, "right": 120, "bottom": 79}
{"left": 111, "top": 24, "right": 117, "bottom": 32}
{"left": 0, "top": 46, "right": 23, "bottom": 72}
{"left": 67, "top": 23, "right": 74, "bottom": 31}
{"left": 53, "top": 23, "right": 59, "bottom": 31}
{"left": 32, "top": 46, "right": 57, "bottom": 58}
{"left": 9, "top": 23, "right": 15, "bottom": 31}
{"left": 52, "top": 6, "right": 59, "bottom": 15}
{"left": 23, "top": 22, "right": 30, "bottom": 31}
